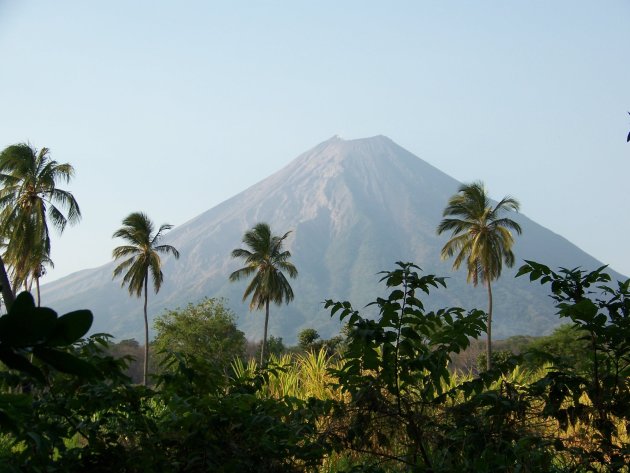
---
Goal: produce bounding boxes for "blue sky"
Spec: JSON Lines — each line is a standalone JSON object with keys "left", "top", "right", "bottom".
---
{"left": 1, "top": 1, "right": 629, "bottom": 282}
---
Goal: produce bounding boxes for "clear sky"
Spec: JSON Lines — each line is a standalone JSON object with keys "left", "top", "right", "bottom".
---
{"left": 1, "top": 1, "right": 629, "bottom": 282}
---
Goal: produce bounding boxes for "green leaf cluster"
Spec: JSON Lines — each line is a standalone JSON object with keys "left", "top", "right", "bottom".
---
{"left": 153, "top": 298, "right": 246, "bottom": 373}
{"left": 519, "top": 261, "right": 630, "bottom": 470}
{"left": 0, "top": 294, "right": 331, "bottom": 471}
{"left": 0, "top": 292, "right": 95, "bottom": 383}
{"left": 325, "top": 262, "right": 516, "bottom": 470}
{"left": 3, "top": 261, "right": 630, "bottom": 471}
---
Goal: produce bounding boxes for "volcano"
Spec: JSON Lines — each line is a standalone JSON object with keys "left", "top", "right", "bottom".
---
{"left": 40, "top": 136, "right": 620, "bottom": 344}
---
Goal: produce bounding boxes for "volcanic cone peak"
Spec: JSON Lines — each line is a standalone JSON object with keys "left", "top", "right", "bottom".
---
{"left": 41, "top": 135, "right": 621, "bottom": 344}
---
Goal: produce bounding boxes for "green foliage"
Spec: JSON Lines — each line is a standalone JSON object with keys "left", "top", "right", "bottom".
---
{"left": 437, "top": 182, "right": 521, "bottom": 287}
{"left": 327, "top": 262, "right": 486, "bottom": 397}
{"left": 5, "top": 261, "right": 630, "bottom": 471}
{"left": 476, "top": 349, "right": 514, "bottom": 373}
{"left": 0, "top": 294, "right": 331, "bottom": 471}
{"left": 526, "top": 324, "right": 590, "bottom": 372}
{"left": 0, "top": 143, "right": 81, "bottom": 296}
{"left": 106, "top": 338, "right": 144, "bottom": 384}
{"left": 293, "top": 329, "right": 345, "bottom": 359}
{"left": 322, "top": 335, "right": 345, "bottom": 356}
{"left": 322, "top": 262, "right": 573, "bottom": 472}
{"left": 326, "top": 262, "right": 511, "bottom": 470}
{"left": 153, "top": 352, "right": 330, "bottom": 472}
{"left": 519, "top": 261, "right": 630, "bottom": 470}
{"left": 229, "top": 222, "right": 298, "bottom": 310}
{"left": 6, "top": 336, "right": 156, "bottom": 472}
{"left": 0, "top": 292, "right": 95, "bottom": 384}
{"left": 112, "top": 212, "right": 180, "bottom": 298}
{"left": 153, "top": 298, "right": 246, "bottom": 373}
{"left": 298, "top": 328, "right": 321, "bottom": 350}
{"left": 261, "top": 335, "right": 286, "bottom": 359}
{"left": 0, "top": 293, "right": 158, "bottom": 471}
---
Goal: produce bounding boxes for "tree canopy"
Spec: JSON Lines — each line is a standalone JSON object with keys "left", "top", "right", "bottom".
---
{"left": 153, "top": 298, "right": 246, "bottom": 372}
{"left": 0, "top": 143, "right": 80, "bottom": 304}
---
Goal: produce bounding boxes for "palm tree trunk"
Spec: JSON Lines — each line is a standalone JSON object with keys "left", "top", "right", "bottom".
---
{"left": 143, "top": 277, "right": 149, "bottom": 386}
{"left": 486, "top": 280, "right": 493, "bottom": 371}
{"left": 0, "top": 255, "right": 14, "bottom": 311}
{"left": 261, "top": 299, "right": 269, "bottom": 366}
{"left": 35, "top": 276, "right": 41, "bottom": 307}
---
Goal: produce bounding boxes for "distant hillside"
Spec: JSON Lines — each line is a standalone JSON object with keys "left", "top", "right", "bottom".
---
{"left": 40, "top": 135, "right": 624, "bottom": 344}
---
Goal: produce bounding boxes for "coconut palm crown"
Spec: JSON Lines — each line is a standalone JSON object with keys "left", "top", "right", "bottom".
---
{"left": 0, "top": 143, "right": 81, "bottom": 303}
{"left": 229, "top": 222, "right": 297, "bottom": 365}
{"left": 437, "top": 181, "right": 521, "bottom": 370}
{"left": 112, "top": 211, "right": 179, "bottom": 385}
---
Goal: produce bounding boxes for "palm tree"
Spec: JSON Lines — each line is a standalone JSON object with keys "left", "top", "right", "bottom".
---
{"left": 0, "top": 143, "right": 81, "bottom": 304}
{"left": 437, "top": 181, "right": 521, "bottom": 370}
{"left": 229, "top": 222, "right": 298, "bottom": 365}
{"left": 112, "top": 212, "right": 180, "bottom": 385}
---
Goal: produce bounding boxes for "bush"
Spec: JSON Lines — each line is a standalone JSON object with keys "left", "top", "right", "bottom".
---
{"left": 519, "top": 261, "right": 630, "bottom": 470}
{"left": 153, "top": 298, "right": 246, "bottom": 373}
{"left": 298, "top": 328, "right": 321, "bottom": 350}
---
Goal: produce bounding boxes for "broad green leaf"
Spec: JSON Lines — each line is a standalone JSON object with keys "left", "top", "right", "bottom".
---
{"left": 33, "top": 347, "right": 99, "bottom": 378}
{"left": 47, "top": 310, "right": 93, "bottom": 346}
{"left": 8, "top": 292, "right": 35, "bottom": 314}
{"left": 515, "top": 265, "right": 532, "bottom": 277}
{"left": 0, "top": 349, "right": 45, "bottom": 382}
{"left": 0, "top": 307, "right": 57, "bottom": 346}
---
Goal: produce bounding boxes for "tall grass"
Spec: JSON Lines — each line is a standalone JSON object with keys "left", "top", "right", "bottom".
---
{"left": 232, "top": 351, "right": 629, "bottom": 471}
{"left": 231, "top": 348, "right": 344, "bottom": 400}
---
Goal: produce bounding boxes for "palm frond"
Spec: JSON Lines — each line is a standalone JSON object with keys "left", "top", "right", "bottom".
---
{"left": 47, "top": 189, "right": 81, "bottom": 224}
{"left": 112, "top": 211, "right": 178, "bottom": 298}
{"left": 113, "top": 256, "right": 136, "bottom": 278}
{"left": 0, "top": 143, "right": 81, "bottom": 284}
{"left": 112, "top": 227, "right": 143, "bottom": 244}
{"left": 120, "top": 262, "right": 147, "bottom": 297}
{"left": 437, "top": 181, "right": 521, "bottom": 285}
{"left": 112, "top": 245, "right": 140, "bottom": 259}
{"left": 229, "top": 265, "right": 258, "bottom": 282}
{"left": 490, "top": 217, "right": 522, "bottom": 235}
{"left": 153, "top": 244, "right": 180, "bottom": 259}
{"left": 230, "top": 222, "right": 297, "bottom": 312}
{"left": 148, "top": 252, "right": 164, "bottom": 293}
{"left": 437, "top": 217, "right": 475, "bottom": 236}
{"left": 492, "top": 196, "right": 520, "bottom": 213}
{"left": 151, "top": 223, "right": 174, "bottom": 245}
{"left": 276, "top": 260, "right": 298, "bottom": 278}
{"left": 231, "top": 248, "right": 253, "bottom": 260}
{"left": 48, "top": 204, "right": 68, "bottom": 233}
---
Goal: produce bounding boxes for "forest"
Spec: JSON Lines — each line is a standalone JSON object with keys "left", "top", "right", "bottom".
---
{"left": 0, "top": 143, "right": 629, "bottom": 472}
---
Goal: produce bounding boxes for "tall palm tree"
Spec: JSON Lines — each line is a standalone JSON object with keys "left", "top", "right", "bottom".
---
{"left": 0, "top": 143, "right": 80, "bottom": 304}
{"left": 229, "top": 222, "right": 298, "bottom": 365}
{"left": 112, "top": 212, "right": 180, "bottom": 385}
{"left": 437, "top": 181, "right": 521, "bottom": 370}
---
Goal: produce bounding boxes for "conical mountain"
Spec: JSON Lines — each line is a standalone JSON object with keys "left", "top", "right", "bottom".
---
{"left": 41, "top": 136, "right": 621, "bottom": 344}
